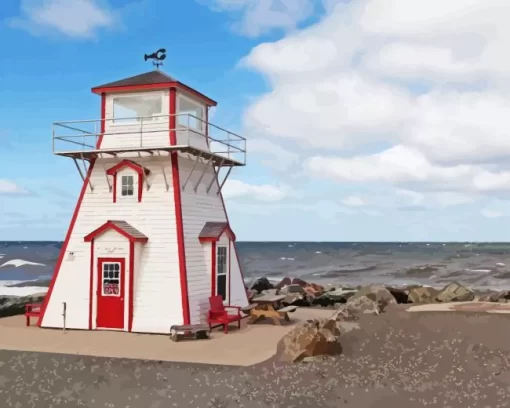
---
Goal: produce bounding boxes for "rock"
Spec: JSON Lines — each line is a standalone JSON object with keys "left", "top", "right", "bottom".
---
{"left": 329, "top": 305, "right": 359, "bottom": 322}
{"left": 279, "top": 284, "right": 311, "bottom": 306}
{"left": 345, "top": 295, "right": 382, "bottom": 315}
{"left": 250, "top": 277, "right": 273, "bottom": 294}
{"left": 274, "top": 277, "right": 292, "bottom": 290}
{"left": 350, "top": 285, "right": 397, "bottom": 307}
{"left": 277, "top": 317, "right": 343, "bottom": 363}
{"left": 253, "top": 288, "right": 279, "bottom": 298}
{"left": 385, "top": 286, "right": 410, "bottom": 303}
{"left": 407, "top": 286, "right": 439, "bottom": 304}
{"left": 312, "top": 289, "right": 356, "bottom": 307}
{"left": 0, "top": 293, "right": 46, "bottom": 319}
{"left": 474, "top": 290, "right": 510, "bottom": 302}
{"left": 436, "top": 282, "right": 474, "bottom": 302}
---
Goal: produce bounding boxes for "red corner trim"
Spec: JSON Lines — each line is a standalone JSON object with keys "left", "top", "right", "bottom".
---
{"left": 88, "top": 240, "right": 94, "bottom": 329}
{"left": 106, "top": 160, "right": 149, "bottom": 203}
{"left": 228, "top": 242, "right": 232, "bottom": 306}
{"left": 38, "top": 158, "right": 97, "bottom": 327}
{"left": 211, "top": 241, "right": 217, "bottom": 297}
{"left": 128, "top": 241, "right": 135, "bottom": 332}
{"left": 96, "top": 93, "right": 106, "bottom": 148}
{"left": 169, "top": 87, "right": 190, "bottom": 325}
{"left": 83, "top": 221, "right": 149, "bottom": 243}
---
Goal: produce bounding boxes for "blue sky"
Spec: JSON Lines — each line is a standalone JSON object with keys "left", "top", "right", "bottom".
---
{"left": 2, "top": 0, "right": 510, "bottom": 242}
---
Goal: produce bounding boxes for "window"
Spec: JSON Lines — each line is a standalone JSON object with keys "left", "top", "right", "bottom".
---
{"left": 178, "top": 96, "right": 204, "bottom": 131}
{"left": 216, "top": 246, "right": 228, "bottom": 301}
{"left": 112, "top": 93, "right": 164, "bottom": 125}
{"left": 102, "top": 262, "right": 121, "bottom": 296}
{"left": 121, "top": 175, "right": 134, "bottom": 197}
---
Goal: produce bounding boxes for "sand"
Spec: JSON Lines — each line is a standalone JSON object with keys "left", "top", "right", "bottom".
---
{"left": 1, "top": 306, "right": 510, "bottom": 407}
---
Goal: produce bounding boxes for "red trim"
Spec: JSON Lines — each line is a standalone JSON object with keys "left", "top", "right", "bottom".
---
{"left": 198, "top": 225, "right": 236, "bottom": 243}
{"left": 106, "top": 160, "right": 149, "bottom": 203}
{"left": 96, "top": 257, "right": 126, "bottom": 329}
{"left": 169, "top": 87, "right": 190, "bottom": 325}
{"left": 88, "top": 240, "right": 94, "bottom": 329}
{"left": 211, "top": 241, "right": 216, "bottom": 297}
{"left": 128, "top": 241, "right": 135, "bottom": 332}
{"left": 38, "top": 158, "right": 97, "bottom": 327}
{"left": 84, "top": 221, "right": 149, "bottom": 243}
{"left": 91, "top": 82, "right": 217, "bottom": 107}
{"left": 96, "top": 93, "right": 106, "bottom": 148}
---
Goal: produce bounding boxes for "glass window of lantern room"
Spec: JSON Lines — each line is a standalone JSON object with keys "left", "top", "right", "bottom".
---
{"left": 112, "top": 92, "right": 164, "bottom": 125}
{"left": 177, "top": 95, "right": 204, "bottom": 132}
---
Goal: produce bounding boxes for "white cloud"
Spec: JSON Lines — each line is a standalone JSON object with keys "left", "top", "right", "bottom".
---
{"left": 9, "top": 0, "right": 116, "bottom": 38}
{"left": 222, "top": 179, "right": 295, "bottom": 201}
{"left": 205, "top": 0, "right": 316, "bottom": 37}
{"left": 0, "top": 180, "right": 30, "bottom": 195}
{"left": 249, "top": 139, "right": 299, "bottom": 171}
{"left": 481, "top": 209, "right": 504, "bottom": 218}
{"left": 342, "top": 196, "right": 365, "bottom": 207}
{"left": 235, "top": 0, "right": 510, "bottom": 205}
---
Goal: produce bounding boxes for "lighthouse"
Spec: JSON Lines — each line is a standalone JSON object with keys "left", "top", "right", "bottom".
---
{"left": 40, "top": 67, "right": 249, "bottom": 333}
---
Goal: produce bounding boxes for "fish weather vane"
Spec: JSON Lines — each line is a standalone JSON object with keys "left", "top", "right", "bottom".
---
{"left": 144, "top": 48, "right": 166, "bottom": 69}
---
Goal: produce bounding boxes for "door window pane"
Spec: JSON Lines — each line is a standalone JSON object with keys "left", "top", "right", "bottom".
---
{"left": 102, "top": 262, "right": 121, "bottom": 296}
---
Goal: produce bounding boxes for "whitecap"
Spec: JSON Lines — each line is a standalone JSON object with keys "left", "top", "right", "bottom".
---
{"left": 0, "top": 286, "right": 48, "bottom": 296}
{"left": 0, "top": 259, "right": 45, "bottom": 268}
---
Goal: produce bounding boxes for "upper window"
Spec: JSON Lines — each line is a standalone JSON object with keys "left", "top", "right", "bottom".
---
{"left": 121, "top": 175, "right": 134, "bottom": 197}
{"left": 178, "top": 96, "right": 204, "bottom": 131}
{"left": 112, "top": 93, "right": 164, "bottom": 125}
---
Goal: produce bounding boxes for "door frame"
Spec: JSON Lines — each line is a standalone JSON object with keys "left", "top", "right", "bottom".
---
{"left": 96, "top": 257, "right": 126, "bottom": 330}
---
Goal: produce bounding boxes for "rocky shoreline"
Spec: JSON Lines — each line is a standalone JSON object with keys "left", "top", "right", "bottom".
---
{"left": 248, "top": 276, "right": 510, "bottom": 308}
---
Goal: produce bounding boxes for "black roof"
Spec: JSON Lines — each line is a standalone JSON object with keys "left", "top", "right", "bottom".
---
{"left": 199, "top": 222, "right": 229, "bottom": 239}
{"left": 93, "top": 70, "right": 176, "bottom": 89}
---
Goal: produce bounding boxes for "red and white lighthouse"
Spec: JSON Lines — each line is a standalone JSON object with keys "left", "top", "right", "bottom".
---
{"left": 39, "top": 69, "right": 248, "bottom": 333}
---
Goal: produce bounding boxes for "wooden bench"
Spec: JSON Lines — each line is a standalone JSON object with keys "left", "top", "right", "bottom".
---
{"left": 277, "top": 305, "right": 298, "bottom": 321}
{"left": 169, "top": 324, "right": 210, "bottom": 342}
{"left": 25, "top": 303, "right": 42, "bottom": 327}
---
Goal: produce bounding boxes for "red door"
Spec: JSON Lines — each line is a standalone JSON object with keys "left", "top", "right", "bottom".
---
{"left": 97, "top": 257, "right": 125, "bottom": 329}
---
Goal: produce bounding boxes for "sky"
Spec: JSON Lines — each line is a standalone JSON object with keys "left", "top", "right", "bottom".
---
{"left": 2, "top": 0, "right": 510, "bottom": 241}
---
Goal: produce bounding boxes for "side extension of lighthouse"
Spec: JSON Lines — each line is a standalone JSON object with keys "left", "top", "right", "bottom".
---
{"left": 40, "top": 69, "right": 249, "bottom": 333}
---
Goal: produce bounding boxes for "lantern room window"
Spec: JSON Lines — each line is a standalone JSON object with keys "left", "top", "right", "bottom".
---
{"left": 112, "top": 92, "right": 164, "bottom": 125}
{"left": 178, "top": 95, "right": 204, "bottom": 131}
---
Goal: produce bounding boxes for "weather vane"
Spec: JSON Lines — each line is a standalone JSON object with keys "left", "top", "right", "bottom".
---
{"left": 144, "top": 48, "right": 166, "bottom": 69}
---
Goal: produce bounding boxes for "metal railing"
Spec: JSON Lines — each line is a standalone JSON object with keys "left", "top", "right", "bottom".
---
{"left": 52, "top": 113, "right": 246, "bottom": 165}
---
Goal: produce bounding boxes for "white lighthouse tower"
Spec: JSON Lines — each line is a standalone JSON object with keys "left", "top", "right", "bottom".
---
{"left": 40, "top": 66, "right": 249, "bottom": 333}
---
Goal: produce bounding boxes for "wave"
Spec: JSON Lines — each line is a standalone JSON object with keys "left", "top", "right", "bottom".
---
{"left": 0, "top": 286, "right": 48, "bottom": 297}
{"left": 0, "top": 259, "right": 46, "bottom": 268}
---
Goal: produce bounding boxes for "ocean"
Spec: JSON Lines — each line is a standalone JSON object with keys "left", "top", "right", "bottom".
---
{"left": 2, "top": 241, "right": 510, "bottom": 296}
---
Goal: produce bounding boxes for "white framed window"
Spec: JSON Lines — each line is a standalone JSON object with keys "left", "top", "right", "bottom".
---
{"left": 177, "top": 95, "right": 204, "bottom": 131}
{"left": 216, "top": 245, "right": 228, "bottom": 303}
{"left": 121, "top": 175, "right": 134, "bottom": 197}
{"left": 102, "top": 262, "right": 121, "bottom": 296}
{"left": 112, "top": 92, "right": 164, "bottom": 125}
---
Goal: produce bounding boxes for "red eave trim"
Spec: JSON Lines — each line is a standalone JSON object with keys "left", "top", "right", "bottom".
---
{"left": 83, "top": 221, "right": 148, "bottom": 243}
{"left": 91, "top": 82, "right": 217, "bottom": 107}
{"left": 106, "top": 160, "right": 149, "bottom": 203}
{"left": 198, "top": 225, "right": 236, "bottom": 243}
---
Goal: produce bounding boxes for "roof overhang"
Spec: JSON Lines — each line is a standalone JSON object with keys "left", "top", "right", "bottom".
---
{"left": 84, "top": 220, "right": 148, "bottom": 243}
{"left": 198, "top": 222, "right": 236, "bottom": 243}
{"left": 106, "top": 159, "right": 151, "bottom": 177}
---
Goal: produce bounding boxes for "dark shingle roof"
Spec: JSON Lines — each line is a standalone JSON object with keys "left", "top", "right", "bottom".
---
{"left": 199, "top": 222, "right": 229, "bottom": 239}
{"left": 109, "top": 220, "right": 148, "bottom": 240}
{"left": 93, "top": 70, "right": 176, "bottom": 89}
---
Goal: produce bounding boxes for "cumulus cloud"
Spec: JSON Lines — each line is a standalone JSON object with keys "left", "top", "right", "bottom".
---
{"left": 0, "top": 180, "right": 30, "bottom": 195}
{"left": 235, "top": 0, "right": 510, "bottom": 206}
{"left": 9, "top": 0, "right": 116, "bottom": 38}
{"left": 222, "top": 179, "right": 295, "bottom": 201}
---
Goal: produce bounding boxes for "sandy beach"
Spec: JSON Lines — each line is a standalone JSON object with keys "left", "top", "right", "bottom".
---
{"left": 1, "top": 305, "right": 510, "bottom": 407}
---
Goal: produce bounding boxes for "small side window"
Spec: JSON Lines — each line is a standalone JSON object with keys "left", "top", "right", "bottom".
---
{"left": 121, "top": 175, "right": 134, "bottom": 197}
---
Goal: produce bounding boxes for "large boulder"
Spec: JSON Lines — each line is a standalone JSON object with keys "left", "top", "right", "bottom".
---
{"left": 407, "top": 286, "right": 439, "bottom": 304}
{"left": 345, "top": 295, "right": 383, "bottom": 315}
{"left": 279, "top": 284, "right": 311, "bottom": 306}
{"left": 436, "top": 282, "right": 474, "bottom": 302}
{"left": 475, "top": 291, "right": 510, "bottom": 302}
{"left": 0, "top": 293, "right": 46, "bottom": 318}
{"left": 250, "top": 277, "right": 273, "bottom": 294}
{"left": 386, "top": 286, "right": 410, "bottom": 303}
{"left": 312, "top": 289, "right": 357, "bottom": 307}
{"left": 349, "top": 285, "right": 397, "bottom": 309}
{"left": 277, "top": 317, "right": 343, "bottom": 362}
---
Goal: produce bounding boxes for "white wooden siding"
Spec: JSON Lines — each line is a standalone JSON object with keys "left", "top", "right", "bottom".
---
{"left": 41, "top": 155, "right": 183, "bottom": 332}
{"left": 91, "top": 229, "right": 130, "bottom": 330}
{"left": 179, "top": 155, "right": 248, "bottom": 323}
{"left": 229, "top": 242, "right": 248, "bottom": 307}
{"left": 102, "top": 91, "right": 170, "bottom": 150}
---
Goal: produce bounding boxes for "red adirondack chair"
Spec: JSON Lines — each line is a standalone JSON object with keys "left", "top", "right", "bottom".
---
{"left": 207, "top": 295, "right": 243, "bottom": 334}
